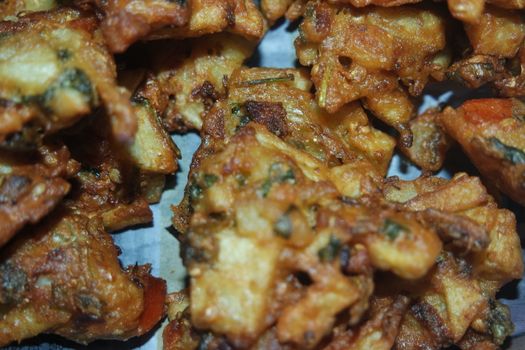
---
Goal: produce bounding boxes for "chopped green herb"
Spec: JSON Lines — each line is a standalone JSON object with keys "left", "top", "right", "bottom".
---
{"left": 131, "top": 95, "right": 151, "bottom": 107}
{"left": 381, "top": 219, "right": 408, "bottom": 240}
{"left": 231, "top": 104, "right": 242, "bottom": 116}
{"left": 318, "top": 235, "right": 341, "bottom": 262}
{"left": 488, "top": 137, "right": 525, "bottom": 165}
{"left": 238, "top": 74, "right": 295, "bottom": 87}
{"left": 57, "top": 49, "right": 71, "bottom": 61}
{"left": 56, "top": 68, "right": 92, "bottom": 97}
{"left": 514, "top": 114, "right": 525, "bottom": 122}
{"left": 305, "top": 4, "right": 315, "bottom": 18}
{"left": 41, "top": 68, "right": 94, "bottom": 109}
{"left": 238, "top": 115, "right": 251, "bottom": 128}
{"left": 259, "top": 178, "right": 273, "bottom": 198}
{"left": 269, "top": 163, "right": 295, "bottom": 183}
{"left": 197, "top": 332, "right": 213, "bottom": 350}
{"left": 203, "top": 173, "right": 218, "bottom": 188}
{"left": 0, "top": 262, "right": 28, "bottom": 304}
{"left": 231, "top": 103, "right": 252, "bottom": 130}
{"left": 258, "top": 162, "right": 296, "bottom": 197}
{"left": 235, "top": 173, "right": 246, "bottom": 187}
{"left": 297, "top": 27, "right": 307, "bottom": 43}
{"left": 488, "top": 299, "right": 514, "bottom": 345}
{"left": 274, "top": 213, "right": 292, "bottom": 238}
{"left": 189, "top": 182, "right": 203, "bottom": 201}
{"left": 82, "top": 166, "right": 101, "bottom": 178}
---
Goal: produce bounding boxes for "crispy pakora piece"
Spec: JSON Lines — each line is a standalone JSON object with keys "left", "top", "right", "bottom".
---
{"left": 164, "top": 293, "right": 410, "bottom": 350}
{"left": 383, "top": 174, "right": 523, "bottom": 349}
{"left": 0, "top": 7, "right": 137, "bottom": 145}
{"left": 0, "top": 210, "right": 166, "bottom": 346}
{"left": 148, "top": 0, "right": 267, "bottom": 42}
{"left": 0, "top": 145, "right": 78, "bottom": 247}
{"left": 160, "top": 15, "right": 523, "bottom": 350}
{"left": 169, "top": 123, "right": 445, "bottom": 349}
{"left": 132, "top": 33, "right": 255, "bottom": 132}
{"left": 127, "top": 97, "right": 180, "bottom": 204}
{"left": 441, "top": 98, "right": 525, "bottom": 206}
{"left": 295, "top": 1, "right": 449, "bottom": 146}
{"left": 394, "top": 252, "right": 516, "bottom": 350}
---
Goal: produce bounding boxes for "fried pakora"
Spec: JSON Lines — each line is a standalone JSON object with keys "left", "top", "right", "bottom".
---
{"left": 0, "top": 7, "right": 137, "bottom": 145}
{"left": 0, "top": 209, "right": 166, "bottom": 346}
{"left": 383, "top": 173, "right": 523, "bottom": 349}
{"left": 295, "top": 1, "right": 450, "bottom": 146}
{"left": 167, "top": 116, "right": 522, "bottom": 349}
{"left": 169, "top": 124, "right": 442, "bottom": 349}
{"left": 165, "top": 61, "right": 523, "bottom": 349}
{"left": 441, "top": 98, "right": 525, "bottom": 206}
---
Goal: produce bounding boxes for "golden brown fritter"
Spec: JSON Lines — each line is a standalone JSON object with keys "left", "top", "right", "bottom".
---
{"left": 171, "top": 125, "right": 443, "bottom": 349}
{"left": 167, "top": 70, "right": 523, "bottom": 349}
{"left": 295, "top": 1, "right": 450, "bottom": 146}
{"left": 0, "top": 7, "right": 137, "bottom": 145}
{"left": 0, "top": 210, "right": 166, "bottom": 346}
{"left": 147, "top": 0, "right": 267, "bottom": 42}
{"left": 441, "top": 98, "right": 525, "bottom": 206}
{"left": 167, "top": 121, "right": 522, "bottom": 349}
{"left": 383, "top": 174, "right": 523, "bottom": 349}
{"left": 0, "top": 145, "right": 78, "bottom": 248}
